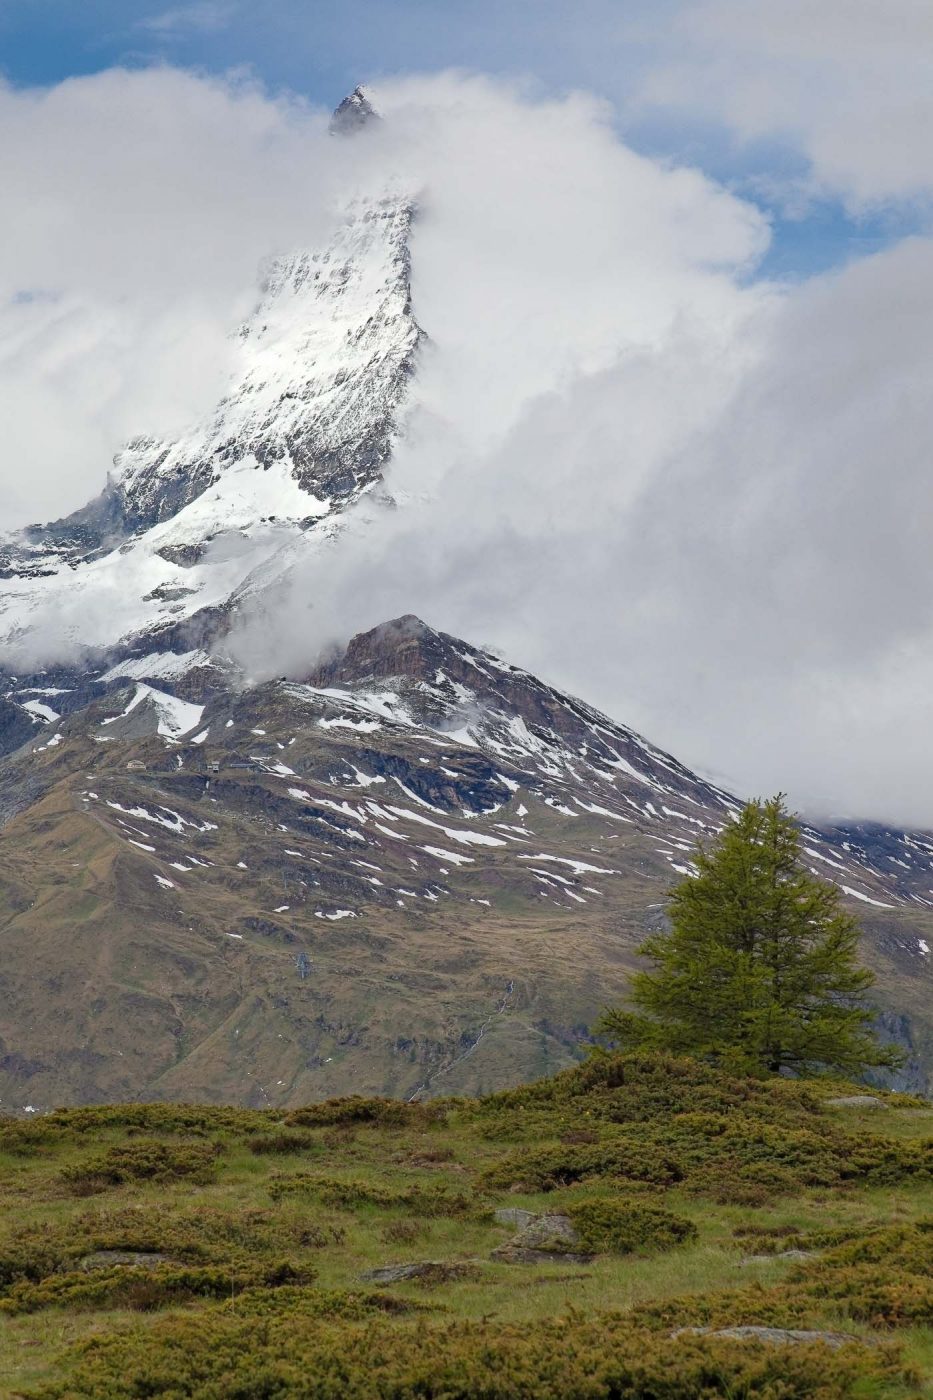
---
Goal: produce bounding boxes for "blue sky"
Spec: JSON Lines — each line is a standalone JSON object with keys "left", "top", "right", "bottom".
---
{"left": 0, "top": 0, "right": 925, "bottom": 284}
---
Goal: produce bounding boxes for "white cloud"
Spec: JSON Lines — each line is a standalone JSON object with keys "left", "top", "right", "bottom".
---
{"left": 140, "top": 3, "right": 237, "bottom": 36}
{"left": 4, "top": 65, "right": 933, "bottom": 826}
{"left": 229, "top": 76, "right": 933, "bottom": 826}
{"left": 639, "top": 0, "right": 933, "bottom": 208}
{"left": 0, "top": 66, "right": 345, "bottom": 525}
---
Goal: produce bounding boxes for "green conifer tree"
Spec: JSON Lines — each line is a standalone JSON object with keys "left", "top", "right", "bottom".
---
{"left": 597, "top": 795, "right": 903, "bottom": 1076}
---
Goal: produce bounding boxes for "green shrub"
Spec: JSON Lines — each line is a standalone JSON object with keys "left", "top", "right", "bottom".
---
{"left": 633, "top": 1222, "right": 933, "bottom": 1334}
{"left": 480, "top": 1141, "right": 682, "bottom": 1192}
{"left": 0, "top": 1235, "right": 70, "bottom": 1289}
{"left": 60, "top": 1140, "right": 220, "bottom": 1193}
{"left": 0, "top": 1116, "right": 61, "bottom": 1156}
{"left": 27, "top": 1310, "right": 912, "bottom": 1399}
{"left": 213, "top": 1285, "right": 434, "bottom": 1319}
{"left": 45, "top": 1103, "right": 273, "bottom": 1137}
{"left": 785, "top": 1222, "right": 933, "bottom": 1326}
{"left": 267, "top": 1172, "right": 476, "bottom": 1216}
{"left": 732, "top": 1224, "right": 872, "bottom": 1255}
{"left": 284, "top": 1097, "right": 444, "bottom": 1130}
{"left": 482, "top": 1107, "right": 931, "bottom": 1201}
{"left": 802, "top": 1220, "right": 932, "bottom": 1273}
{"left": 0, "top": 1260, "right": 314, "bottom": 1316}
{"left": 0, "top": 1205, "right": 343, "bottom": 1296}
{"left": 476, "top": 1053, "right": 825, "bottom": 1127}
{"left": 247, "top": 1131, "right": 321, "bottom": 1155}
{"left": 565, "top": 1199, "right": 697, "bottom": 1255}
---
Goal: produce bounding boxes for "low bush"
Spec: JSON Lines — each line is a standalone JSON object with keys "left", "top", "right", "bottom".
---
{"left": 213, "top": 1286, "right": 434, "bottom": 1319}
{"left": 480, "top": 1141, "right": 682, "bottom": 1192}
{"left": 284, "top": 1097, "right": 444, "bottom": 1130}
{"left": 633, "top": 1222, "right": 933, "bottom": 1333}
{"left": 565, "top": 1199, "right": 697, "bottom": 1255}
{"left": 45, "top": 1103, "right": 273, "bottom": 1137}
{"left": 380, "top": 1220, "right": 427, "bottom": 1245}
{"left": 0, "top": 1206, "right": 341, "bottom": 1287}
{"left": 60, "top": 1140, "right": 221, "bottom": 1193}
{"left": 247, "top": 1131, "right": 321, "bottom": 1156}
{"left": 476, "top": 1053, "right": 826, "bottom": 1129}
{"left": 732, "top": 1224, "right": 869, "bottom": 1254}
{"left": 0, "top": 1235, "right": 70, "bottom": 1289}
{"left": 27, "top": 1310, "right": 912, "bottom": 1399}
{"left": 480, "top": 1105, "right": 931, "bottom": 1201}
{"left": 0, "top": 1260, "right": 314, "bottom": 1316}
{"left": 0, "top": 1116, "right": 61, "bottom": 1156}
{"left": 267, "top": 1172, "right": 476, "bottom": 1216}
{"left": 787, "top": 1223, "right": 933, "bottom": 1326}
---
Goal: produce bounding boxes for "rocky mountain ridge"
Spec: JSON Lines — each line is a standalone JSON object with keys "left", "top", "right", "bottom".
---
{"left": 0, "top": 613, "right": 930, "bottom": 1112}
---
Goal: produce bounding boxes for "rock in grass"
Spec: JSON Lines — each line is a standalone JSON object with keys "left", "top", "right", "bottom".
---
{"left": 492, "top": 1213, "right": 594, "bottom": 1265}
{"left": 493, "top": 1208, "right": 538, "bottom": 1228}
{"left": 673, "top": 1325, "right": 865, "bottom": 1349}
{"left": 360, "top": 1260, "right": 480, "bottom": 1286}
{"left": 824, "top": 1095, "right": 889, "bottom": 1110}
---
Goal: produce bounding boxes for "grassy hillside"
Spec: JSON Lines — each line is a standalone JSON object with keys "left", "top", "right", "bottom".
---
{"left": 0, "top": 1053, "right": 930, "bottom": 1398}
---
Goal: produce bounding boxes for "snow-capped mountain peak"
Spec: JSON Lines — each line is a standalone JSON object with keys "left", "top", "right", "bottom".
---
{"left": 330, "top": 85, "right": 380, "bottom": 135}
{"left": 0, "top": 162, "right": 422, "bottom": 664}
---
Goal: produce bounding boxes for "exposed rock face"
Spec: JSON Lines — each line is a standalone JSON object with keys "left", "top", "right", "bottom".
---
{"left": 330, "top": 86, "right": 381, "bottom": 135}
{"left": 306, "top": 616, "right": 740, "bottom": 814}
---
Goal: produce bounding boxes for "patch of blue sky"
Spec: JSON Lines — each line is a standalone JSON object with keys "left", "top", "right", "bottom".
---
{"left": 621, "top": 108, "right": 931, "bottom": 283}
{"left": 1, "top": 0, "right": 927, "bottom": 286}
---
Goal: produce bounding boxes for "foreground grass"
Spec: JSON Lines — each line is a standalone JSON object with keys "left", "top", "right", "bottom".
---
{"left": 0, "top": 1054, "right": 930, "bottom": 1398}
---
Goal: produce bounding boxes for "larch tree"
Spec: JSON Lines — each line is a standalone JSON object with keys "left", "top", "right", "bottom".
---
{"left": 597, "top": 795, "right": 903, "bottom": 1077}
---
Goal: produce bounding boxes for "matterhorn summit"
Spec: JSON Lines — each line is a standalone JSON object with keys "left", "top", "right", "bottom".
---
{"left": 0, "top": 89, "right": 422, "bottom": 672}
{"left": 329, "top": 84, "right": 380, "bottom": 134}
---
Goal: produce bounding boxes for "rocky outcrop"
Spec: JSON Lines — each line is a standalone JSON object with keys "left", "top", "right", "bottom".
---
{"left": 492, "top": 1213, "right": 593, "bottom": 1265}
{"left": 360, "top": 1260, "right": 480, "bottom": 1285}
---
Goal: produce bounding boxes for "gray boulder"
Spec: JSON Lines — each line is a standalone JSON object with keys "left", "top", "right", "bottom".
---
{"left": 824, "top": 1095, "right": 888, "bottom": 1110}
{"left": 360, "top": 1260, "right": 479, "bottom": 1286}
{"left": 673, "top": 1325, "right": 864, "bottom": 1349}
{"left": 492, "top": 1212, "right": 593, "bottom": 1265}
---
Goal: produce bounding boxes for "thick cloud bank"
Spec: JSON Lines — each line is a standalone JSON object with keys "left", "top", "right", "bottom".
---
{"left": 3, "top": 68, "right": 933, "bottom": 826}
{"left": 0, "top": 67, "right": 341, "bottom": 525}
